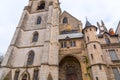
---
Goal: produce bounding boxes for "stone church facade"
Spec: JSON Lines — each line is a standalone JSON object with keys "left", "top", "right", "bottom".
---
{"left": 0, "top": 0, "right": 120, "bottom": 80}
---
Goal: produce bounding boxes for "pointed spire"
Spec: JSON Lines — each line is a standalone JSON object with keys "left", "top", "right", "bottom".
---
{"left": 85, "top": 18, "right": 92, "bottom": 27}
{"left": 82, "top": 18, "right": 97, "bottom": 33}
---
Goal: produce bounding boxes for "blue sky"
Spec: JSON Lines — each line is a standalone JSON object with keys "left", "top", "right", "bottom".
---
{"left": 0, "top": 0, "right": 120, "bottom": 55}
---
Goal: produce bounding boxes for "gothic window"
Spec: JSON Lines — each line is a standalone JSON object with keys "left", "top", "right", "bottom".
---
{"left": 105, "top": 38, "right": 111, "bottom": 44}
{"left": 61, "top": 41, "right": 67, "bottom": 48}
{"left": 112, "top": 67, "right": 120, "bottom": 80}
{"left": 14, "top": 71, "right": 20, "bottom": 80}
{"left": 22, "top": 74, "right": 27, "bottom": 80}
{"left": 32, "top": 32, "right": 39, "bottom": 42}
{"left": 63, "top": 17, "right": 68, "bottom": 24}
{"left": 27, "top": 51, "right": 35, "bottom": 65}
{"left": 33, "top": 69, "right": 39, "bottom": 80}
{"left": 36, "top": 16, "right": 41, "bottom": 24}
{"left": 109, "top": 50, "right": 119, "bottom": 61}
{"left": 37, "top": 1, "right": 45, "bottom": 10}
{"left": 70, "top": 40, "right": 76, "bottom": 47}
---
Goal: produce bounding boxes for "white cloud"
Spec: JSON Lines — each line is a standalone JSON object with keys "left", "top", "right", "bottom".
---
{"left": 0, "top": 0, "right": 120, "bottom": 55}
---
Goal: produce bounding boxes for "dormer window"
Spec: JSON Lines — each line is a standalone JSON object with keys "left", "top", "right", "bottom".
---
{"left": 104, "top": 35, "right": 111, "bottom": 44}
{"left": 63, "top": 17, "right": 68, "bottom": 24}
{"left": 37, "top": 1, "right": 45, "bottom": 10}
{"left": 105, "top": 38, "right": 111, "bottom": 44}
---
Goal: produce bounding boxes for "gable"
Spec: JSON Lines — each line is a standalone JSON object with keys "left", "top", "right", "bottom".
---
{"left": 59, "top": 11, "right": 82, "bottom": 34}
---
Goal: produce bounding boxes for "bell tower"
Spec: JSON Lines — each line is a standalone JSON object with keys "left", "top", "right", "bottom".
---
{"left": 0, "top": 0, "right": 61, "bottom": 80}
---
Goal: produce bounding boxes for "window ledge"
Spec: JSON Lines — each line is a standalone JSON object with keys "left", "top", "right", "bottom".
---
{"left": 111, "top": 60, "right": 120, "bottom": 63}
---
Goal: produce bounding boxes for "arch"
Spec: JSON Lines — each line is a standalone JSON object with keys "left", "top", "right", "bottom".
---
{"left": 63, "top": 17, "right": 68, "bottom": 24}
{"left": 59, "top": 54, "right": 80, "bottom": 63}
{"left": 20, "top": 71, "right": 30, "bottom": 80}
{"left": 32, "top": 32, "right": 39, "bottom": 42}
{"left": 36, "top": 16, "right": 41, "bottom": 24}
{"left": 59, "top": 56, "right": 83, "bottom": 80}
{"left": 37, "top": 1, "right": 45, "bottom": 10}
{"left": 27, "top": 50, "right": 35, "bottom": 65}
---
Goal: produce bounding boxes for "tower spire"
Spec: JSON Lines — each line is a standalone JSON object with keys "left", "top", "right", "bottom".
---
{"left": 85, "top": 18, "right": 92, "bottom": 27}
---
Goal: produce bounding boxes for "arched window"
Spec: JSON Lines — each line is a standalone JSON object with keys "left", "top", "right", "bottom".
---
{"left": 22, "top": 74, "right": 27, "bottom": 80}
{"left": 32, "top": 32, "right": 39, "bottom": 42}
{"left": 27, "top": 51, "right": 35, "bottom": 65}
{"left": 14, "top": 70, "right": 20, "bottom": 80}
{"left": 33, "top": 69, "right": 39, "bottom": 80}
{"left": 36, "top": 16, "right": 41, "bottom": 24}
{"left": 37, "top": 1, "right": 45, "bottom": 10}
{"left": 63, "top": 17, "right": 68, "bottom": 24}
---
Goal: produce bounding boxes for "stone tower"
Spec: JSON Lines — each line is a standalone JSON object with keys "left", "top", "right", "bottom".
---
{"left": 0, "top": 0, "right": 60, "bottom": 80}
{"left": 1, "top": 0, "right": 120, "bottom": 80}
{"left": 82, "top": 20, "right": 108, "bottom": 80}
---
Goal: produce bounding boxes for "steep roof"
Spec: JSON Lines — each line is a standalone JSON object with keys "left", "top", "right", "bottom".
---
{"left": 85, "top": 20, "right": 92, "bottom": 27}
{"left": 82, "top": 19, "right": 97, "bottom": 33}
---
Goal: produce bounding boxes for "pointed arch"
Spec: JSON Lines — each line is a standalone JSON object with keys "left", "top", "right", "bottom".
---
{"left": 21, "top": 71, "right": 30, "bottom": 80}
{"left": 36, "top": 16, "right": 41, "bottom": 24}
{"left": 37, "top": 1, "right": 45, "bottom": 10}
{"left": 59, "top": 56, "right": 83, "bottom": 80}
{"left": 32, "top": 31, "right": 39, "bottom": 42}
{"left": 48, "top": 73, "right": 53, "bottom": 80}
{"left": 27, "top": 50, "right": 35, "bottom": 65}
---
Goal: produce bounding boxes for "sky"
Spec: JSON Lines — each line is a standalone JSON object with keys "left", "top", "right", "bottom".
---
{"left": 0, "top": 0, "right": 120, "bottom": 55}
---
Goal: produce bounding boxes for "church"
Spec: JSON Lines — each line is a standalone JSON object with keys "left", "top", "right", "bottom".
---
{"left": 0, "top": 0, "right": 120, "bottom": 80}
